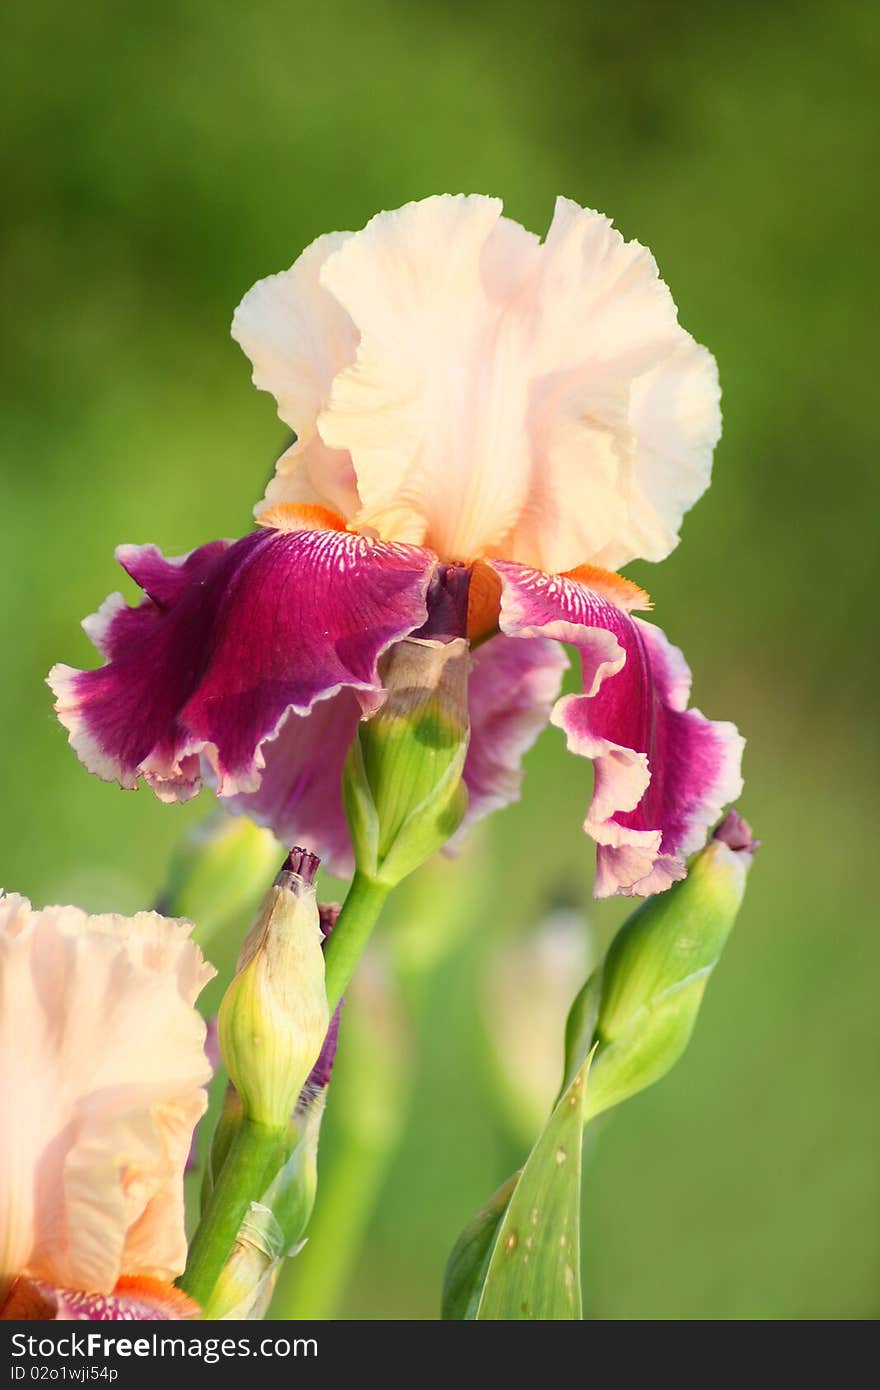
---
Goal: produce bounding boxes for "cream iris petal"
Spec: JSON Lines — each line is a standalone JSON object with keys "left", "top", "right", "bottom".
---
{"left": 232, "top": 230, "right": 362, "bottom": 519}
{"left": 233, "top": 194, "right": 720, "bottom": 572}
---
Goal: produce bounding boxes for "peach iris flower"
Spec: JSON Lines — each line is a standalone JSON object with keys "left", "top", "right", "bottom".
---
{"left": 49, "top": 197, "right": 742, "bottom": 898}
{"left": 238, "top": 195, "right": 719, "bottom": 573}
{"left": 0, "top": 893, "right": 214, "bottom": 1319}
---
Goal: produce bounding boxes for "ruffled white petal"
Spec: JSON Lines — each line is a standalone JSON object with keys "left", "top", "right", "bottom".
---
{"left": 319, "top": 194, "right": 538, "bottom": 558}
{"left": 232, "top": 231, "right": 362, "bottom": 518}
{"left": 234, "top": 195, "right": 720, "bottom": 571}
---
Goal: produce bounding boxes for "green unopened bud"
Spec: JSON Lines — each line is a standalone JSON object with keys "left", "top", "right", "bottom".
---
{"left": 579, "top": 812, "right": 757, "bottom": 1121}
{"left": 343, "top": 637, "right": 469, "bottom": 888}
{"left": 218, "top": 850, "right": 329, "bottom": 1129}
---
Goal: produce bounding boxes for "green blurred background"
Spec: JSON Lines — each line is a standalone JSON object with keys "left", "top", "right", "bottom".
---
{"left": 2, "top": 0, "right": 877, "bottom": 1319}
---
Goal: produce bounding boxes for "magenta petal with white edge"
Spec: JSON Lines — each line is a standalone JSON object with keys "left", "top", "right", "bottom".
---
{"left": 48, "top": 528, "right": 434, "bottom": 803}
{"left": 225, "top": 690, "right": 362, "bottom": 877}
{"left": 232, "top": 628, "right": 568, "bottom": 869}
{"left": 491, "top": 561, "right": 744, "bottom": 898}
{"left": 455, "top": 632, "right": 569, "bottom": 840}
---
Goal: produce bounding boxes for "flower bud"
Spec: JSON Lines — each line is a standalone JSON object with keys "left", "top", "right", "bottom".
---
{"left": 218, "top": 849, "right": 330, "bottom": 1129}
{"left": 343, "top": 637, "right": 470, "bottom": 887}
{"left": 579, "top": 812, "right": 757, "bottom": 1121}
{"left": 206, "top": 901, "right": 341, "bottom": 1317}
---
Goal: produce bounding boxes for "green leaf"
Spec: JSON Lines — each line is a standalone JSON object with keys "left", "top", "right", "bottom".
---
{"left": 441, "top": 1173, "right": 518, "bottom": 1320}
{"left": 475, "top": 1049, "right": 593, "bottom": 1320}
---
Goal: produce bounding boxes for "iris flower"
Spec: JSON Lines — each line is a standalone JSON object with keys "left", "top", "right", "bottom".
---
{"left": 0, "top": 893, "right": 214, "bottom": 1319}
{"left": 49, "top": 196, "right": 743, "bottom": 897}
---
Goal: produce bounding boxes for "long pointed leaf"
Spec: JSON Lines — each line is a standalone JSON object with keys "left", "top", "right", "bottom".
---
{"left": 475, "top": 1050, "right": 592, "bottom": 1320}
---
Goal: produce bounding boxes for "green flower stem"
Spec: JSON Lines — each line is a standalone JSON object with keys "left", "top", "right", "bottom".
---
{"left": 179, "top": 1116, "right": 283, "bottom": 1311}
{"left": 322, "top": 871, "right": 390, "bottom": 1011}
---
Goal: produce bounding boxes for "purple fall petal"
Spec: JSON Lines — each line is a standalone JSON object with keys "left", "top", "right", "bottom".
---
{"left": 49, "top": 527, "right": 434, "bottom": 805}
{"left": 455, "top": 632, "right": 569, "bottom": 840}
{"left": 491, "top": 560, "right": 744, "bottom": 898}
{"left": 226, "top": 583, "right": 569, "bottom": 869}
{"left": 226, "top": 689, "right": 362, "bottom": 878}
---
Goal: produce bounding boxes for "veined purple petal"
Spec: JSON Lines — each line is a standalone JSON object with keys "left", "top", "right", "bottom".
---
{"left": 455, "top": 632, "right": 569, "bottom": 839}
{"left": 231, "top": 618, "right": 567, "bottom": 868}
{"left": 491, "top": 560, "right": 744, "bottom": 898}
{"left": 48, "top": 528, "right": 434, "bottom": 803}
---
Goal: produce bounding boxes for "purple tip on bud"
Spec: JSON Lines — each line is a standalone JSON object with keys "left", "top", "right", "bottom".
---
{"left": 412, "top": 563, "right": 472, "bottom": 642}
{"left": 278, "top": 846, "right": 320, "bottom": 886}
{"left": 713, "top": 809, "right": 760, "bottom": 855}
{"left": 319, "top": 902, "right": 341, "bottom": 941}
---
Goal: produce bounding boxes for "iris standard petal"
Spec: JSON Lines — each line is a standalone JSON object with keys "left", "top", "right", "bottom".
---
{"left": 232, "top": 230, "right": 362, "bottom": 519}
{"left": 235, "top": 195, "right": 719, "bottom": 572}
